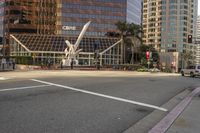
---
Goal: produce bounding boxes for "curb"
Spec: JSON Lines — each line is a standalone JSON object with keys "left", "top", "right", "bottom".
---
{"left": 123, "top": 88, "right": 192, "bottom": 133}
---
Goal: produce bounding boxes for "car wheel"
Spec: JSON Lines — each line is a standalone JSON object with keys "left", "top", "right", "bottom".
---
{"left": 190, "top": 72, "right": 195, "bottom": 77}
{"left": 181, "top": 71, "right": 184, "bottom": 76}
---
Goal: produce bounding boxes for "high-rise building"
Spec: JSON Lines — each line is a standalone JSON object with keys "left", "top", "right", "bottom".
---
{"left": 196, "top": 16, "right": 200, "bottom": 38}
{"left": 0, "top": 0, "right": 58, "bottom": 34}
{"left": 58, "top": 0, "right": 143, "bottom": 36}
{"left": 143, "top": 0, "right": 198, "bottom": 53}
{"left": 0, "top": 0, "right": 59, "bottom": 45}
{"left": 0, "top": 0, "right": 142, "bottom": 41}
{"left": 0, "top": 0, "right": 143, "bottom": 61}
{"left": 195, "top": 16, "right": 200, "bottom": 64}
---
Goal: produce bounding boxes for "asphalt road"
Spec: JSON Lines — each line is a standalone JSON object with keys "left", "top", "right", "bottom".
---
{"left": 0, "top": 71, "right": 199, "bottom": 133}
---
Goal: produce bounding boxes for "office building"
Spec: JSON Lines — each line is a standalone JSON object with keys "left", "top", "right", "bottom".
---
{"left": 143, "top": 0, "right": 198, "bottom": 53}
{"left": 58, "top": 0, "right": 142, "bottom": 36}
{"left": 0, "top": 0, "right": 143, "bottom": 42}
{"left": 195, "top": 16, "right": 200, "bottom": 64}
{"left": 0, "top": 0, "right": 143, "bottom": 66}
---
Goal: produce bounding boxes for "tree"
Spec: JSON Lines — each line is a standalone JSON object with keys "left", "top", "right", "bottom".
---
{"left": 126, "top": 23, "right": 142, "bottom": 64}
{"left": 182, "top": 51, "right": 194, "bottom": 67}
{"left": 115, "top": 21, "right": 128, "bottom": 64}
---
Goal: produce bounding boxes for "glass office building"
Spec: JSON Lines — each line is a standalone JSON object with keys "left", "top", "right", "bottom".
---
{"left": 58, "top": 0, "right": 142, "bottom": 36}
{"left": 0, "top": 0, "right": 142, "bottom": 38}
{"left": 1, "top": 0, "right": 143, "bottom": 66}
{"left": 127, "top": 0, "right": 142, "bottom": 24}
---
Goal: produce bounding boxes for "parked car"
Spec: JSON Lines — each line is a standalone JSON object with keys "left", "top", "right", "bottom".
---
{"left": 180, "top": 64, "right": 200, "bottom": 77}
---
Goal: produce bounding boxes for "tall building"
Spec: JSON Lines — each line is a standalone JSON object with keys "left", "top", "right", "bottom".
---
{"left": 0, "top": 0, "right": 143, "bottom": 41}
{"left": 58, "top": 0, "right": 143, "bottom": 36}
{"left": 143, "top": 0, "right": 198, "bottom": 53}
{"left": 0, "top": 0, "right": 143, "bottom": 62}
{"left": 196, "top": 16, "right": 200, "bottom": 38}
{"left": 195, "top": 16, "right": 200, "bottom": 64}
{"left": 0, "top": 0, "right": 59, "bottom": 44}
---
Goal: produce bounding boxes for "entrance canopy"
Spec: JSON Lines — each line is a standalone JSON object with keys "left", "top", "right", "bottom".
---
{"left": 10, "top": 34, "right": 122, "bottom": 66}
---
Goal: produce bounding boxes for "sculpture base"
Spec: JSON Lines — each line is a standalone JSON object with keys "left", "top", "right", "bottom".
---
{"left": 62, "top": 59, "right": 78, "bottom": 66}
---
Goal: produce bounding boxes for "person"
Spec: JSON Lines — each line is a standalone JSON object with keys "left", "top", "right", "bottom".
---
{"left": 70, "top": 58, "right": 74, "bottom": 69}
{"left": 47, "top": 58, "right": 51, "bottom": 69}
{"left": 60, "top": 61, "right": 63, "bottom": 69}
{"left": 12, "top": 60, "right": 15, "bottom": 70}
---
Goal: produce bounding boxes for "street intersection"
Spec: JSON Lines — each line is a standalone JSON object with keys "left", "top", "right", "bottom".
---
{"left": 0, "top": 71, "right": 199, "bottom": 133}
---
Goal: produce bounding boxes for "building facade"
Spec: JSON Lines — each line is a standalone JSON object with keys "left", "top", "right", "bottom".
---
{"left": 0, "top": 0, "right": 143, "bottom": 66}
{"left": 0, "top": 0, "right": 58, "bottom": 35}
{"left": 196, "top": 16, "right": 200, "bottom": 38}
{"left": 143, "top": 0, "right": 198, "bottom": 53}
{"left": 0, "top": 0, "right": 142, "bottom": 42}
{"left": 58, "top": 0, "right": 143, "bottom": 36}
{"left": 195, "top": 16, "right": 200, "bottom": 64}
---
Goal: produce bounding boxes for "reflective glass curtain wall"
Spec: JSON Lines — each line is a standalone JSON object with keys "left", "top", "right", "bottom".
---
{"left": 0, "top": 0, "right": 5, "bottom": 45}
{"left": 60, "top": 0, "right": 127, "bottom": 36}
{"left": 126, "top": 0, "right": 142, "bottom": 25}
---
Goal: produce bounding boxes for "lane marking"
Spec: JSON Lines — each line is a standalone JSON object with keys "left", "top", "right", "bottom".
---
{"left": 31, "top": 79, "right": 168, "bottom": 112}
{"left": 148, "top": 87, "right": 200, "bottom": 133}
{"left": 0, "top": 77, "right": 14, "bottom": 80}
{"left": 0, "top": 85, "right": 51, "bottom": 92}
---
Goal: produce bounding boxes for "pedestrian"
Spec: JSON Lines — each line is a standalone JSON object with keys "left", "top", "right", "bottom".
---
{"left": 70, "top": 59, "right": 74, "bottom": 69}
{"left": 61, "top": 61, "right": 63, "bottom": 69}
{"left": 12, "top": 60, "right": 15, "bottom": 70}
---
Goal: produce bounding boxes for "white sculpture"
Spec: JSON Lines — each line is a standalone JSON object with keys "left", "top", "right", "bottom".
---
{"left": 62, "top": 21, "right": 91, "bottom": 66}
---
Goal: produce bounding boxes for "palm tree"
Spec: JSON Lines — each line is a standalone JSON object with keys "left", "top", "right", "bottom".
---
{"left": 115, "top": 21, "right": 128, "bottom": 64}
{"left": 126, "top": 23, "right": 142, "bottom": 64}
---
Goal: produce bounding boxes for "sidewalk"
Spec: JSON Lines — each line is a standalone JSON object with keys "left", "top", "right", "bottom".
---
{"left": 148, "top": 87, "right": 200, "bottom": 133}
{"left": 166, "top": 95, "right": 200, "bottom": 133}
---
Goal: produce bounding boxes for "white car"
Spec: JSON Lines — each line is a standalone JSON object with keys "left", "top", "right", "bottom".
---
{"left": 181, "top": 64, "right": 200, "bottom": 77}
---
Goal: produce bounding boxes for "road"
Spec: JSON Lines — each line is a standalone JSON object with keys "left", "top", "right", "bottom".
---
{"left": 0, "top": 71, "right": 199, "bottom": 133}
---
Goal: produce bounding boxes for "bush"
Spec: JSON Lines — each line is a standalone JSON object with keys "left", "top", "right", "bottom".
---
{"left": 163, "top": 67, "right": 172, "bottom": 73}
{"left": 137, "top": 67, "right": 148, "bottom": 72}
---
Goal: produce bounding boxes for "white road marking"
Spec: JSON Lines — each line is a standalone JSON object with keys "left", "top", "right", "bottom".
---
{"left": 0, "top": 85, "right": 51, "bottom": 92}
{"left": 31, "top": 79, "right": 168, "bottom": 112}
{"left": 0, "top": 77, "right": 14, "bottom": 80}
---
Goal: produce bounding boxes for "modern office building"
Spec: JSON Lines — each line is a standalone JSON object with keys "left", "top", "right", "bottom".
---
{"left": 0, "top": 0, "right": 58, "bottom": 36}
{"left": 0, "top": 0, "right": 143, "bottom": 66}
{"left": 58, "top": 0, "right": 142, "bottom": 36}
{"left": 143, "top": 0, "right": 198, "bottom": 53}
{"left": 0, "top": 0, "right": 143, "bottom": 43}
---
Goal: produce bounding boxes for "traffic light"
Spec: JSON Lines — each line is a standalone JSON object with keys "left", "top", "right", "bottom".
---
{"left": 188, "top": 35, "right": 192, "bottom": 43}
{"left": 146, "top": 51, "right": 150, "bottom": 59}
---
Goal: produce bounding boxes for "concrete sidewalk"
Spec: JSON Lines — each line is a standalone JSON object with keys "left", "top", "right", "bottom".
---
{"left": 166, "top": 94, "right": 200, "bottom": 133}
{"left": 148, "top": 87, "right": 200, "bottom": 133}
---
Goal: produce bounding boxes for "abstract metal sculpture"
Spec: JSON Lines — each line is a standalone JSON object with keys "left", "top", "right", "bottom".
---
{"left": 62, "top": 21, "right": 91, "bottom": 66}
